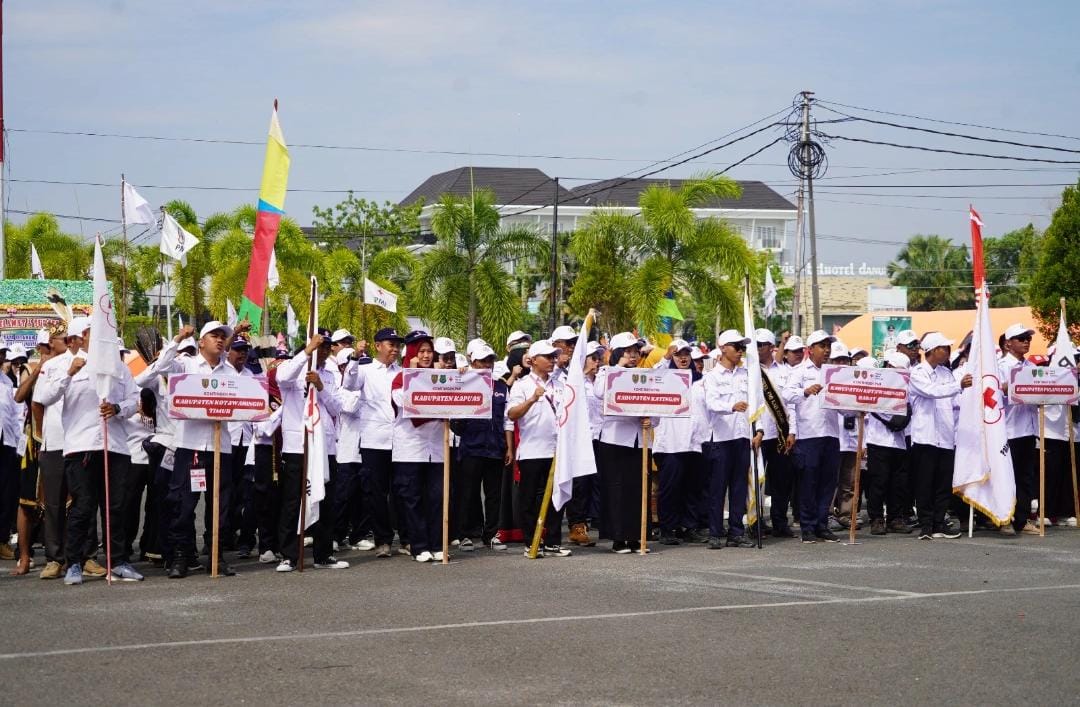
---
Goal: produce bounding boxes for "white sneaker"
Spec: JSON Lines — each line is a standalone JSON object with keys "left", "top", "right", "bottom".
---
{"left": 259, "top": 550, "right": 277, "bottom": 564}
{"left": 1068, "top": 517, "right": 1078, "bottom": 527}
{"left": 450, "top": 539, "right": 461, "bottom": 547}
{"left": 303, "top": 536, "right": 313, "bottom": 547}
{"left": 523, "top": 547, "right": 544, "bottom": 558}
{"left": 543, "top": 544, "right": 572, "bottom": 557}
{"left": 276, "top": 559, "right": 294, "bottom": 573}
{"left": 415, "top": 551, "right": 433, "bottom": 563}
{"left": 459, "top": 538, "right": 474, "bottom": 552}
{"left": 489, "top": 537, "right": 507, "bottom": 551}
{"left": 353, "top": 539, "right": 376, "bottom": 551}
{"left": 432, "top": 551, "right": 447, "bottom": 561}
{"left": 314, "top": 559, "right": 350, "bottom": 570}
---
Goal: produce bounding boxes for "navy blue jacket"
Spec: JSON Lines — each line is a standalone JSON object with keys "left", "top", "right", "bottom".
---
{"left": 451, "top": 379, "right": 508, "bottom": 460}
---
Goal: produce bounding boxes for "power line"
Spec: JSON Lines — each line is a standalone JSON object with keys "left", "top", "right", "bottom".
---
{"left": 819, "top": 133, "right": 1080, "bottom": 165}
{"left": 7, "top": 178, "right": 402, "bottom": 194}
{"left": 813, "top": 190, "right": 1061, "bottom": 200}
{"left": 809, "top": 196, "right": 1052, "bottom": 217}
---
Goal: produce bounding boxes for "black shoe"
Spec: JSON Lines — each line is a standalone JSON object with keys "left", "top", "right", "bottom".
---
{"left": 887, "top": 520, "right": 913, "bottom": 534}
{"left": 870, "top": 519, "right": 887, "bottom": 535}
{"left": 235, "top": 547, "right": 252, "bottom": 560}
{"left": 726, "top": 535, "right": 756, "bottom": 548}
{"left": 707, "top": 536, "right": 725, "bottom": 550}
{"left": 686, "top": 529, "right": 711, "bottom": 544}
{"left": 815, "top": 529, "right": 841, "bottom": 543}
{"left": 773, "top": 526, "right": 796, "bottom": 538}
{"left": 168, "top": 558, "right": 188, "bottom": 579}
{"left": 801, "top": 533, "right": 817, "bottom": 544}
{"left": 659, "top": 533, "right": 681, "bottom": 545}
{"left": 187, "top": 556, "right": 204, "bottom": 572}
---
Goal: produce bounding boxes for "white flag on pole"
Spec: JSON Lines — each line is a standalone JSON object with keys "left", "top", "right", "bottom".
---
{"left": 301, "top": 276, "right": 328, "bottom": 531}
{"left": 763, "top": 266, "right": 778, "bottom": 318}
{"left": 953, "top": 285, "right": 1016, "bottom": 525}
{"left": 160, "top": 211, "right": 200, "bottom": 263}
{"left": 226, "top": 299, "right": 238, "bottom": 328}
{"left": 286, "top": 301, "right": 299, "bottom": 344}
{"left": 552, "top": 313, "right": 598, "bottom": 511}
{"left": 268, "top": 248, "right": 280, "bottom": 290}
{"left": 1051, "top": 304, "right": 1077, "bottom": 368}
{"left": 30, "top": 244, "right": 45, "bottom": 279}
{"left": 744, "top": 278, "right": 765, "bottom": 424}
{"left": 122, "top": 181, "right": 157, "bottom": 227}
{"left": 86, "top": 237, "right": 126, "bottom": 400}
{"left": 363, "top": 278, "right": 398, "bottom": 313}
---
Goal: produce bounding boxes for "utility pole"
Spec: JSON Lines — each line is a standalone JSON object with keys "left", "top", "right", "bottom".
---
{"left": 790, "top": 179, "right": 805, "bottom": 337}
{"left": 799, "top": 90, "right": 822, "bottom": 331}
{"left": 548, "top": 177, "right": 559, "bottom": 335}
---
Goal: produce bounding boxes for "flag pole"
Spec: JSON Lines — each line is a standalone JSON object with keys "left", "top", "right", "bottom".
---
{"left": 211, "top": 422, "right": 221, "bottom": 577}
{"left": 1039, "top": 405, "right": 1047, "bottom": 536}
{"left": 298, "top": 421, "right": 308, "bottom": 572}
{"left": 442, "top": 420, "right": 451, "bottom": 565}
{"left": 639, "top": 422, "right": 650, "bottom": 556}
{"left": 298, "top": 276, "right": 317, "bottom": 572}
{"left": 101, "top": 411, "right": 113, "bottom": 585}
{"left": 120, "top": 174, "right": 128, "bottom": 334}
{"left": 1068, "top": 406, "right": 1079, "bottom": 524}
{"left": 750, "top": 422, "right": 763, "bottom": 549}
{"left": 848, "top": 412, "right": 866, "bottom": 545}
{"left": 527, "top": 457, "right": 557, "bottom": 559}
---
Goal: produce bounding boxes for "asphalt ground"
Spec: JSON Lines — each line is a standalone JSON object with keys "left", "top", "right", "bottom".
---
{"left": 2, "top": 526, "right": 1079, "bottom": 706}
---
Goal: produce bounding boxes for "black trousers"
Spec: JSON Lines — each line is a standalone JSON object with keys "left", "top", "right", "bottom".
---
{"left": 141, "top": 441, "right": 167, "bottom": 557}
{"left": 228, "top": 444, "right": 254, "bottom": 550}
{"left": 866, "top": 444, "right": 907, "bottom": 522}
{"left": 596, "top": 441, "right": 644, "bottom": 544}
{"left": 1009, "top": 436, "right": 1037, "bottom": 530}
{"left": 360, "top": 448, "right": 400, "bottom": 547}
{"left": 763, "top": 440, "right": 795, "bottom": 531}
{"left": 169, "top": 447, "right": 232, "bottom": 560}
{"left": 793, "top": 436, "right": 840, "bottom": 534}
{"left": 0, "top": 445, "right": 17, "bottom": 537}
{"left": 517, "top": 457, "right": 563, "bottom": 547}
{"left": 1045, "top": 439, "right": 1078, "bottom": 518}
{"left": 38, "top": 449, "right": 67, "bottom": 563}
{"left": 64, "top": 451, "right": 129, "bottom": 567}
{"left": 333, "top": 461, "right": 362, "bottom": 544}
{"left": 456, "top": 455, "right": 503, "bottom": 542}
{"left": 124, "top": 462, "right": 150, "bottom": 557}
{"left": 278, "top": 452, "right": 335, "bottom": 564}
{"left": 253, "top": 443, "right": 282, "bottom": 555}
{"left": 910, "top": 443, "right": 954, "bottom": 534}
{"left": 654, "top": 451, "right": 701, "bottom": 533}
{"left": 703, "top": 440, "right": 750, "bottom": 538}
{"left": 392, "top": 460, "right": 443, "bottom": 555}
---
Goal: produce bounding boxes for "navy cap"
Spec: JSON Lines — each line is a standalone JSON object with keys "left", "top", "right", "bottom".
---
{"left": 316, "top": 327, "right": 333, "bottom": 341}
{"left": 374, "top": 327, "right": 405, "bottom": 343}
{"left": 274, "top": 349, "right": 292, "bottom": 360}
{"left": 404, "top": 328, "right": 433, "bottom": 344}
{"left": 230, "top": 336, "right": 251, "bottom": 350}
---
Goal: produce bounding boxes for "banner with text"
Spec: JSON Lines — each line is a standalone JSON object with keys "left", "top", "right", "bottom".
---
{"left": 1009, "top": 366, "right": 1079, "bottom": 405}
{"left": 603, "top": 368, "right": 692, "bottom": 417}
{"left": 401, "top": 369, "right": 493, "bottom": 419}
{"left": 168, "top": 373, "right": 271, "bottom": 421}
{"left": 822, "top": 364, "right": 910, "bottom": 414}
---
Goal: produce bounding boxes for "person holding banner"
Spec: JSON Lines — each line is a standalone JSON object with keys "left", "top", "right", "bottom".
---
{"left": 508, "top": 339, "right": 572, "bottom": 558}
{"left": 754, "top": 329, "right": 798, "bottom": 539}
{"left": 909, "top": 332, "right": 971, "bottom": 540}
{"left": 865, "top": 352, "right": 914, "bottom": 535}
{"left": 275, "top": 329, "right": 349, "bottom": 572}
{"left": 702, "top": 330, "right": 755, "bottom": 549}
{"left": 783, "top": 330, "right": 841, "bottom": 544}
{"left": 997, "top": 324, "right": 1040, "bottom": 534}
{"left": 34, "top": 317, "right": 143, "bottom": 584}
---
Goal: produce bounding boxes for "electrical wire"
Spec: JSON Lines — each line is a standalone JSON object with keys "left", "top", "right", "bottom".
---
{"left": 818, "top": 133, "right": 1080, "bottom": 165}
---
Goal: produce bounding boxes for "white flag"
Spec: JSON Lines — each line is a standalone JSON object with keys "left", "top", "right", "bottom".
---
{"left": 30, "top": 243, "right": 45, "bottom": 279}
{"left": 744, "top": 279, "right": 765, "bottom": 424}
{"left": 552, "top": 312, "right": 598, "bottom": 511}
{"left": 122, "top": 181, "right": 157, "bottom": 226}
{"left": 160, "top": 211, "right": 200, "bottom": 262}
{"left": 763, "top": 266, "right": 777, "bottom": 318}
{"left": 226, "top": 299, "right": 238, "bottom": 328}
{"left": 1051, "top": 304, "right": 1077, "bottom": 368}
{"left": 301, "top": 276, "right": 328, "bottom": 531}
{"left": 86, "top": 237, "right": 126, "bottom": 400}
{"left": 953, "top": 285, "right": 1016, "bottom": 525}
{"left": 268, "top": 248, "right": 280, "bottom": 290}
{"left": 286, "top": 301, "right": 299, "bottom": 344}
{"left": 364, "top": 278, "right": 398, "bottom": 313}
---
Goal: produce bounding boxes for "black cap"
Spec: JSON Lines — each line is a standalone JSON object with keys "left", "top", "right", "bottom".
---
{"left": 374, "top": 327, "right": 405, "bottom": 343}
{"left": 316, "top": 327, "right": 333, "bottom": 342}
{"left": 404, "top": 328, "right": 433, "bottom": 344}
{"left": 274, "top": 349, "right": 292, "bottom": 360}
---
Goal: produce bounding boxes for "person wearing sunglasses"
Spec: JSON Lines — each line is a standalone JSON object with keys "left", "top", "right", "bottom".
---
{"left": 895, "top": 330, "right": 921, "bottom": 367}
{"left": 997, "top": 323, "right": 1039, "bottom": 535}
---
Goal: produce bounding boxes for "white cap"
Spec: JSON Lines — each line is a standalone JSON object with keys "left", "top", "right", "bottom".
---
{"left": 609, "top": 332, "right": 641, "bottom": 350}
{"left": 717, "top": 329, "right": 750, "bottom": 347}
{"left": 829, "top": 342, "right": 850, "bottom": 360}
{"left": 36, "top": 329, "right": 50, "bottom": 346}
{"left": 585, "top": 341, "right": 604, "bottom": 357}
{"left": 1003, "top": 323, "right": 1035, "bottom": 340}
{"left": 855, "top": 355, "right": 877, "bottom": 369}
{"left": 66, "top": 316, "right": 91, "bottom": 339}
{"left": 470, "top": 344, "right": 497, "bottom": 362}
{"left": 896, "top": 329, "right": 919, "bottom": 346}
{"left": 885, "top": 351, "right": 911, "bottom": 369}
{"left": 330, "top": 328, "right": 353, "bottom": 343}
{"left": 527, "top": 339, "right": 558, "bottom": 358}
{"left": 434, "top": 337, "right": 457, "bottom": 355}
{"left": 550, "top": 325, "right": 577, "bottom": 342}
{"left": 805, "top": 330, "right": 834, "bottom": 347}
{"left": 455, "top": 353, "right": 468, "bottom": 369}
{"left": 178, "top": 337, "right": 197, "bottom": 352}
{"left": 849, "top": 347, "right": 868, "bottom": 358}
{"left": 335, "top": 348, "right": 355, "bottom": 366}
{"left": 8, "top": 343, "right": 27, "bottom": 359}
{"left": 466, "top": 338, "right": 487, "bottom": 358}
{"left": 754, "top": 328, "right": 776, "bottom": 345}
{"left": 493, "top": 360, "right": 509, "bottom": 378}
{"left": 669, "top": 338, "right": 692, "bottom": 352}
{"left": 921, "top": 331, "right": 954, "bottom": 351}
{"left": 707, "top": 348, "right": 722, "bottom": 360}
{"left": 506, "top": 330, "right": 531, "bottom": 347}
{"left": 690, "top": 348, "right": 704, "bottom": 360}
{"left": 199, "top": 321, "right": 233, "bottom": 339}
{"left": 783, "top": 335, "right": 805, "bottom": 351}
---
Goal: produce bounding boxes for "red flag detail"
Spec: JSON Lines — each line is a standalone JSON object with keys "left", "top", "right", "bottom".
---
{"left": 969, "top": 205, "right": 985, "bottom": 290}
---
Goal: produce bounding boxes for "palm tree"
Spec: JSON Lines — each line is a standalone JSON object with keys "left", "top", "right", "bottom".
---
{"left": 410, "top": 189, "right": 548, "bottom": 346}
{"left": 571, "top": 173, "right": 758, "bottom": 337}
{"left": 887, "top": 234, "right": 973, "bottom": 311}
{"left": 3, "top": 213, "right": 92, "bottom": 280}
{"left": 321, "top": 245, "right": 415, "bottom": 343}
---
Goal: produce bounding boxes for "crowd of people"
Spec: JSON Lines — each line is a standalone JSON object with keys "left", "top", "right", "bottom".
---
{"left": 0, "top": 314, "right": 1076, "bottom": 585}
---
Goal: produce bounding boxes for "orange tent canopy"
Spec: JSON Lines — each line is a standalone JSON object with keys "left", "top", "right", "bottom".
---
{"left": 835, "top": 307, "right": 1050, "bottom": 356}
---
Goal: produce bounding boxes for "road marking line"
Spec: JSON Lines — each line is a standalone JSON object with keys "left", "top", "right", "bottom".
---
{"left": 683, "top": 569, "right": 926, "bottom": 596}
{"left": 2, "top": 583, "right": 1078, "bottom": 661}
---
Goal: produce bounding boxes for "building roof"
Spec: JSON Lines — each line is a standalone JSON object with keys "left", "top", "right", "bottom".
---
{"left": 399, "top": 167, "right": 573, "bottom": 207}
{"left": 564, "top": 178, "right": 796, "bottom": 211}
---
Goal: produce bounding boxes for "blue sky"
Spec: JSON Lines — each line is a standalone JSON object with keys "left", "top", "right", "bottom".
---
{"left": 7, "top": 1, "right": 1079, "bottom": 266}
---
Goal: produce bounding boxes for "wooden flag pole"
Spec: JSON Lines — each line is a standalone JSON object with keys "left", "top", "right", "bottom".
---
{"left": 101, "top": 412, "right": 114, "bottom": 585}
{"left": 750, "top": 423, "right": 763, "bottom": 549}
{"left": 1069, "top": 406, "right": 1079, "bottom": 524}
{"left": 848, "top": 412, "right": 866, "bottom": 545}
{"left": 298, "top": 425, "right": 308, "bottom": 572}
{"left": 527, "top": 457, "right": 557, "bottom": 559}
{"left": 639, "top": 421, "right": 650, "bottom": 556}
{"left": 211, "top": 422, "right": 221, "bottom": 578}
{"left": 442, "top": 420, "right": 451, "bottom": 565}
{"left": 1039, "top": 405, "right": 1047, "bottom": 536}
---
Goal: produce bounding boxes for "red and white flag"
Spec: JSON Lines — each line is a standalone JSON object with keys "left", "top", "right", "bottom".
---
{"left": 551, "top": 312, "right": 598, "bottom": 511}
{"left": 970, "top": 206, "right": 985, "bottom": 289}
{"left": 301, "top": 275, "right": 328, "bottom": 531}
